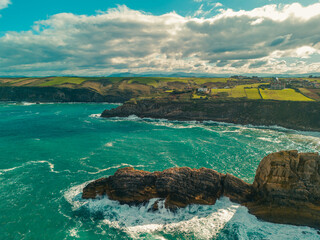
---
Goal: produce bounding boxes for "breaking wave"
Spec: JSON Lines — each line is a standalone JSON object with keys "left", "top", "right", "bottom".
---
{"left": 63, "top": 183, "right": 319, "bottom": 240}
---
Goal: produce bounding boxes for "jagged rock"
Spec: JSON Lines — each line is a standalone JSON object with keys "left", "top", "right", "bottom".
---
{"left": 101, "top": 100, "right": 320, "bottom": 131}
{"left": 248, "top": 150, "right": 320, "bottom": 229}
{"left": 83, "top": 167, "right": 228, "bottom": 209}
{"left": 82, "top": 151, "right": 320, "bottom": 229}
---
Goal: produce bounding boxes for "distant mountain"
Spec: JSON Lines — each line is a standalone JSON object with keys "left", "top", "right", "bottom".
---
{"left": 107, "top": 72, "right": 320, "bottom": 78}
{"left": 107, "top": 72, "right": 231, "bottom": 78}
{"left": 1, "top": 72, "right": 319, "bottom": 79}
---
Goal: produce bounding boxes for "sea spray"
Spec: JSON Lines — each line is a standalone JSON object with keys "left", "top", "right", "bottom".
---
{"left": 1, "top": 103, "right": 320, "bottom": 239}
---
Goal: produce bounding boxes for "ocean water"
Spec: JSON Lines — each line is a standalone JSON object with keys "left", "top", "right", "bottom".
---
{"left": 1, "top": 102, "right": 320, "bottom": 240}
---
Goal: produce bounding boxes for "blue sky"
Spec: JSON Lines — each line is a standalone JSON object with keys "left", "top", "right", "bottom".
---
{"left": 0, "top": 0, "right": 317, "bottom": 33}
{"left": 1, "top": 0, "right": 320, "bottom": 76}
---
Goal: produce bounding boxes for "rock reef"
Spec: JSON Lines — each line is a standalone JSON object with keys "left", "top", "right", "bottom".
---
{"left": 101, "top": 100, "right": 320, "bottom": 131}
{"left": 82, "top": 150, "right": 320, "bottom": 229}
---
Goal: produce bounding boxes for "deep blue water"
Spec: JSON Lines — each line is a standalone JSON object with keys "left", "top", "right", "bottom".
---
{"left": 0, "top": 102, "right": 319, "bottom": 239}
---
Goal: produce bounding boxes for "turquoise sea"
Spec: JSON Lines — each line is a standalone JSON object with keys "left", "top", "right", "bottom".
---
{"left": 1, "top": 102, "right": 320, "bottom": 240}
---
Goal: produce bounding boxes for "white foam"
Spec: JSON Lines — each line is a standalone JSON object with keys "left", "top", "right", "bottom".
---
{"left": 257, "top": 137, "right": 280, "bottom": 143}
{"left": 36, "top": 160, "right": 57, "bottom": 173}
{"left": 68, "top": 228, "right": 80, "bottom": 238}
{"left": 64, "top": 182, "right": 320, "bottom": 239}
{"left": 0, "top": 160, "right": 63, "bottom": 175}
{"left": 21, "top": 102, "right": 37, "bottom": 106}
{"left": 0, "top": 165, "right": 23, "bottom": 175}
{"left": 88, "top": 163, "right": 146, "bottom": 175}
{"left": 64, "top": 181, "right": 240, "bottom": 239}
{"left": 104, "top": 142, "right": 113, "bottom": 147}
{"left": 75, "top": 163, "right": 146, "bottom": 175}
{"left": 89, "top": 114, "right": 101, "bottom": 118}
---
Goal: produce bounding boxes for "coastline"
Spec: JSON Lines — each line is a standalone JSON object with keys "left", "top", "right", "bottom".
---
{"left": 0, "top": 86, "right": 130, "bottom": 103}
{"left": 101, "top": 99, "right": 320, "bottom": 132}
{"left": 82, "top": 151, "right": 320, "bottom": 229}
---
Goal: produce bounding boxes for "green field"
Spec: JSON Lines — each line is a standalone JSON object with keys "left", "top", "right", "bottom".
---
{"left": 211, "top": 84, "right": 267, "bottom": 99}
{"left": 192, "top": 93, "right": 206, "bottom": 99}
{"left": 127, "top": 78, "right": 162, "bottom": 87}
{"left": 38, "top": 77, "right": 88, "bottom": 86}
{"left": 298, "top": 88, "right": 320, "bottom": 101}
{"left": 260, "top": 89, "right": 314, "bottom": 101}
{"left": 1, "top": 76, "right": 319, "bottom": 102}
{"left": 127, "top": 77, "right": 235, "bottom": 87}
{"left": 245, "top": 88, "right": 262, "bottom": 100}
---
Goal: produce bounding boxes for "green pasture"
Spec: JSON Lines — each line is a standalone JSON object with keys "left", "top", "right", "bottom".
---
{"left": 260, "top": 89, "right": 314, "bottom": 101}
{"left": 38, "top": 77, "right": 88, "bottom": 86}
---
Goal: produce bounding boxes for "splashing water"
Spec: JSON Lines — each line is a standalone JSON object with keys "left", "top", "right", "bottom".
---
{"left": 0, "top": 102, "right": 319, "bottom": 239}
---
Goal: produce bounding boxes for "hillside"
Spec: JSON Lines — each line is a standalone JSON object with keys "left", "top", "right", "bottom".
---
{"left": 0, "top": 76, "right": 320, "bottom": 102}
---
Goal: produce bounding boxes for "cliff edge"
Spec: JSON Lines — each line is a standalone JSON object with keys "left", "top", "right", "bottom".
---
{"left": 82, "top": 150, "right": 320, "bottom": 229}
{"left": 101, "top": 100, "right": 320, "bottom": 131}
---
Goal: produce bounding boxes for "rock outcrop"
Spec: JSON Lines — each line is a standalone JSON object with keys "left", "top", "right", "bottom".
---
{"left": 101, "top": 100, "right": 320, "bottom": 131}
{"left": 82, "top": 150, "right": 320, "bottom": 229}
{"left": 0, "top": 86, "right": 131, "bottom": 103}
{"left": 247, "top": 150, "right": 320, "bottom": 229}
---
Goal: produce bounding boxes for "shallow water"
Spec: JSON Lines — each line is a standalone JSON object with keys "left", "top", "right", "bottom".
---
{"left": 0, "top": 102, "right": 319, "bottom": 239}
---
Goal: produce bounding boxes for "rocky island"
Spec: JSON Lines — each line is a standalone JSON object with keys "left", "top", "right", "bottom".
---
{"left": 83, "top": 150, "right": 320, "bottom": 229}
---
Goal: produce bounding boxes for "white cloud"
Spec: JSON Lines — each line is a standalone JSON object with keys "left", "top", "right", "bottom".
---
{"left": 0, "top": 0, "right": 10, "bottom": 10}
{"left": 1, "top": 3, "right": 320, "bottom": 76}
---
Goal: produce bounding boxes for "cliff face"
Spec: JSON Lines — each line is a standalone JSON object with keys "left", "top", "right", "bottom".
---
{"left": 82, "top": 151, "right": 320, "bottom": 229}
{"left": 0, "top": 87, "right": 131, "bottom": 103}
{"left": 101, "top": 100, "right": 320, "bottom": 131}
{"left": 248, "top": 150, "right": 320, "bottom": 228}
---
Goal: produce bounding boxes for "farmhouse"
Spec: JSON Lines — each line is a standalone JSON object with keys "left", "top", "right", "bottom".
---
{"left": 270, "top": 77, "right": 286, "bottom": 90}
{"left": 197, "top": 88, "right": 211, "bottom": 94}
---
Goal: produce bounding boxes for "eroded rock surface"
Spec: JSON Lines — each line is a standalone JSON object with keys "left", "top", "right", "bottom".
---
{"left": 82, "top": 150, "right": 320, "bottom": 229}
{"left": 248, "top": 150, "right": 320, "bottom": 229}
{"left": 101, "top": 100, "right": 320, "bottom": 131}
{"left": 82, "top": 167, "right": 247, "bottom": 209}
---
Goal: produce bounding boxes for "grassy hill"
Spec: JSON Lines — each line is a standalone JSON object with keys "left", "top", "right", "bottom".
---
{"left": 0, "top": 76, "right": 319, "bottom": 102}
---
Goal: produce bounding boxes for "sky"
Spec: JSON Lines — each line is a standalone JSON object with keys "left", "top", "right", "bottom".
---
{"left": 1, "top": 0, "right": 320, "bottom": 76}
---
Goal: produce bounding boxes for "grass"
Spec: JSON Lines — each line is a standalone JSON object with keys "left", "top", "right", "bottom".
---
{"left": 128, "top": 78, "right": 160, "bottom": 87}
{"left": 192, "top": 78, "right": 232, "bottom": 84}
{"left": 127, "top": 77, "right": 190, "bottom": 87}
{"left": 298, "top": 88, "right": 320, "bottom": 101}
{"left": 211, "top": 88, "right": 232, "bottom": 96}
{"left": 211, "top": 88, "right": 243, "bottom": 98}
{"left": 260, "top": 89, "right": 314, "bottom": 101}
{"left": 38, "top": 77, "right": 87, "bottom": 86}
{"left": 230, "top": 86, "right": 247, "bottom": 98}
{"left": 5, "top": 78, "right": 31, "bottom": 84}
{"left": 215, "top": 84, "right": 268, "bottom": 99}
{"left": 192, "top": 93, "right": 207, "bottom": 99}
{"left": 127, "top": 77, "right": 239, "bottom": 87}
{"left": 245, "top": 88, "right": 262, "bottom": 100}
{"left": 298, "top": 78, "right": 320, "bottom": 83}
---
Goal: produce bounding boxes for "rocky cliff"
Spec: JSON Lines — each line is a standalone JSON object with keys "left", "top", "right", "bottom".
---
{"left": 0, "top": 86, "right": 131, "bottom": 103}
{"left": 82, "top": 150, "right": 320, "bottom": 229}
{"left": 101, "top": 100, "right": 320, "bottom": 131}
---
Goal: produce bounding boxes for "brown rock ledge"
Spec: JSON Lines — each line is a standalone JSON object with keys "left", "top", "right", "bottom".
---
{"left": 82, "top": 150, "right": 320, "bottom": 229}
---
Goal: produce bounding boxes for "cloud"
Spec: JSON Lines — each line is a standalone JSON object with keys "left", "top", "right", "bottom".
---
{"left": 1, "top": 3, "right": 320, "bottom": 76}
{"left": 193, "top": 1, "right": 223, "bottom": 17}
{"left": 0, "top": 0, "right": 10, "bottom": 10}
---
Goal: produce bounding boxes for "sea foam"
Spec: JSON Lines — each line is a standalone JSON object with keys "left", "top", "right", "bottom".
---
{"left": 64, "top": 182, "right": 319, "bottom": 240}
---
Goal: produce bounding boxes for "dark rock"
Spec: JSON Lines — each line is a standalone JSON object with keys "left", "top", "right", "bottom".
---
{"left": 0, "top": 86, "right": 131, "bottom": 103}
{"left": 248, "top": 150, "right": 320, "bottom": 229}
{"left": 101, "top": 100, "right": 320, "bottom": 131}
{"left": 82, "top": 151, "right": 320, "bottom": 229}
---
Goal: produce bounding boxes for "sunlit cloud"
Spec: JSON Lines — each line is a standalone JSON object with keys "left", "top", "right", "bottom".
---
{"left": 1, "top": 3, "right": 320, "bottom": 76}
{"left": 0, "top": 0, "right": 10, "bottom": 10}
